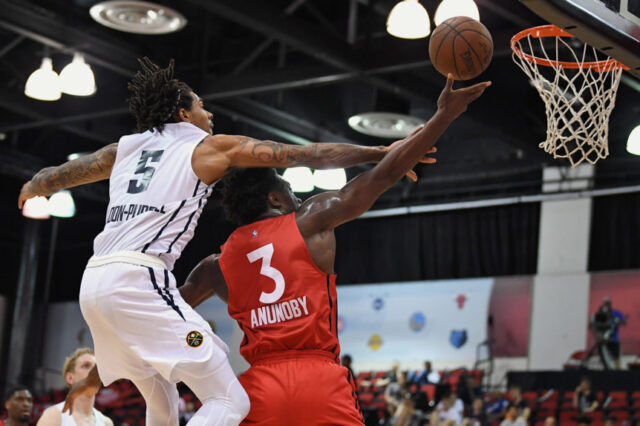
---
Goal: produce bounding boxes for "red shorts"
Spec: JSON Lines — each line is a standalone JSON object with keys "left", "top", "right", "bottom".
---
{"left": 239, "top": 351, "right": 364, "bottom": 425}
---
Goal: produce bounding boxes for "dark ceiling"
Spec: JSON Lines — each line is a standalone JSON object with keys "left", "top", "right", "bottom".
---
{"left": 1, "top": 0, "right": 639, "bottom": 299}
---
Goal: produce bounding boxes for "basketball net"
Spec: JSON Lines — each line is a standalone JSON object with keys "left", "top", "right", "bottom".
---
{"left": 511, "top": 25, "right": 626, "bottom": 167}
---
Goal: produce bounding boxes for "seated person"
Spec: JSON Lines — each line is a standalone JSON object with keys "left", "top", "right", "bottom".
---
{"left": 573, "top": 377, "right": 598, "bottom": 413}
{"left": 499, "top": 403, "right": 529, "bottom": 426}
{"left": 435, "top": 391, "right": 464, "bottom": 425}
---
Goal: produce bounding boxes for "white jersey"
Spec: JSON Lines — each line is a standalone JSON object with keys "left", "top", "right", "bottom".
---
{"left": 52, "top": 402, "right": 108, "bottom": 426}
{"left": 93, "top": 122, "right": 213, "bottom": 270}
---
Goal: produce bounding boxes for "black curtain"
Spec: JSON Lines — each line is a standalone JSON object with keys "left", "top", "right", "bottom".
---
{"left": 335, "top": 203, "right": 540, "bottom": 284}
{"left": 589, "top": 192, "right": 640, "bottom": 271}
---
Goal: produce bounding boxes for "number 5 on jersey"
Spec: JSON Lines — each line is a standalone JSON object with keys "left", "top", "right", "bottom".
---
{"left": 127, "top": 150, "right": 164, "bottom": 194}
{"left": 247, "top": 243, "right": 285, "bottom": 304}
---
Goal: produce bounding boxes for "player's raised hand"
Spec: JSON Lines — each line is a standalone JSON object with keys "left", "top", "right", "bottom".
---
{"left": 437, "top": 74, "right": 491, "bottom": 119}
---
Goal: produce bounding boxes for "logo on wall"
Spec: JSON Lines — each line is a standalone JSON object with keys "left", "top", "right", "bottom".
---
{"left": 368, "top": 334, "right": 383, "bottom": 351}
{"left": 372, "top": 297, "right": 384, "bottom": 311}
{"left": 409, "top": 312, "right": 425, "bottom": 332}
{"left": 449, "top": 329, "right": 468, "bottom": 348}
{"left": 455, "top": 294, "right": 467, "bottom": 309}
{"left": 337, "top": 316, "right": 345, "bottom": 334}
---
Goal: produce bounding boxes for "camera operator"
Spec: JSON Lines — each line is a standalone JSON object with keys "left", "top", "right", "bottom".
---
{"left": 592, "top": 297, "right": 627, "bottom": 369}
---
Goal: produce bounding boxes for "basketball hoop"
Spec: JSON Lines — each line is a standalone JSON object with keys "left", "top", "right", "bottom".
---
{"left": 511, "top": 25, "right": 629, "bottom": 167}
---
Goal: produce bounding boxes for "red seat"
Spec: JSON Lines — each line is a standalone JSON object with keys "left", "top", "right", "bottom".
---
{"left": 359, "top": 393, "right": 374, "bottom": 404}
{"left": 421, "top": 384, "right": 436, "bottom": 402}
{"left": 608, "top": 410, "right": 630, "bottom": 421}
{"left": 631, "top": 391, "right": 640, "bottom": 400}
{"left": 357, "top": 371, "right": 372, "bottom": 380}
{"left": 607, "top": 399, "right": 629, "bottom": 409}
{"left": 585, "top": 411, "right": 603, "bottom": 422}
{"left": 374, "top": 371, "right": 387, "bottom": 379}
{"left": 560, "top": 410, "right": 579, "bottom": 422}
{"left": 609, "top": 391, "right": 628, "bottom": 400}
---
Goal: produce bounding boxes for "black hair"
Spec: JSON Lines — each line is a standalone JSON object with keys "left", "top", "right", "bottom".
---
{"left": 220, "top": 168, "right": 288, "bottom": 226}
{"left": 5, "top": 384, "right": 30, "bottom": 402}
{"left": 127, "top": 57, "right": 195, "bottom": 133}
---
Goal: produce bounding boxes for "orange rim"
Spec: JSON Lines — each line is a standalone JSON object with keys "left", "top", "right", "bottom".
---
{"left": 511, "top": 25, "right": 629, "bottom": 71}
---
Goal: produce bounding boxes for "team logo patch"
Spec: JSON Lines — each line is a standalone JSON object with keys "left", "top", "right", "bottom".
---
{"left": 409, "top": 312, "right": 425, "bottom": 332}
{"left": 450, "top": 329, "right": 468, "bottom": 349}
{"left": 186, "top": 331, "right": 204, "bottom": 348}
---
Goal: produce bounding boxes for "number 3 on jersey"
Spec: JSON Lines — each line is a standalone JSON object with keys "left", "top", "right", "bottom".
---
{"left": 127, "top": 150, "right": 164, "bottom": 194}
{"left": 247, "top": 243, "right": 285, "bottom": 304}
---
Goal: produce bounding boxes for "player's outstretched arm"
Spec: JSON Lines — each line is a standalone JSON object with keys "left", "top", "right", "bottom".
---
{"left": 192, "top": 135, "right": 389, "bottom": 184}
{"left": 18, "top": 143, "right": 118, "bottom": 209}
{"left": 180, "top": 253, "right": 228, "bottom": 307}
{"left": 297, "top": 75, "right": 490, "bottom": 233}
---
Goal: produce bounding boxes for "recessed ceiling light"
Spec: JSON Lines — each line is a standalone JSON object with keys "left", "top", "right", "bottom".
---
{"left": 348, "top": 112, "right": 424, "bottom": 138}
{"left": 90, "top": 1, "right": 187, "bottom": 34}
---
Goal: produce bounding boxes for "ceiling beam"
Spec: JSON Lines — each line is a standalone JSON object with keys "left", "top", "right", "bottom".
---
{"left": 0, "top": 0, "right": 139, "bottom": 77}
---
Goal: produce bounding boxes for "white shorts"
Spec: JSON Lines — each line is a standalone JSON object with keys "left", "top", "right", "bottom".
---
{"left": 79, "top": 253, "right": 229, "bottom": 386}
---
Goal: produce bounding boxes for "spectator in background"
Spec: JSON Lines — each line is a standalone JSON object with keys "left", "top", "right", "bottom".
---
{"left": 602, "top": 298, "right": 626, "bottom": 369}
{"left": 508, "top": 386, "right": 529, "bottom": 415}
{"left": 1, "top": 385, "right": 33, "bottom": 426}
{"left": 388, "top": 361, "right": 400, "bottom": 383}
{"left": 498, "top": 403, "right": 529, "bottom": 426}
{"left": 384, "top": 371, "right": 410, "bottom": 416}
{"left": 467, "top": 397, "right": 488, "bottom": 426}
{"left": 408, "top": 361, "right": 437, "bottom": 387}
{"left": 573, "top": 377, "right": 598, "bottom": 413}
{"left": 36, "top": 348, "right": 113, "bottom": 426}
{"left": 603, "top": 416, "right": 617, "bottom": 426}
{"left": 434, "top": 390, "right": 464, "bottom": 425}
{"left": 485, "top": 390, "right": 509, "bottom": 421}
{"left": 341, "top": 354, "right": 356, "bottom": 380}
{"left": 459, "top": 375, "right": 483, "bottom": 406}
{"left": 543, "top": 417, "right": 557, "bottom": 426}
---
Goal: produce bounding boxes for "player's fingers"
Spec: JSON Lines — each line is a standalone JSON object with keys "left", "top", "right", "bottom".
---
{"left": 445, "top": 74, "right": 454, "bottom": 91}
{"left": 406, "top": 170, "right": 418, "bottom": 182}
{"left": 421, "top": 157, "right": 437, "bottom": 164}
{"left": 427, "top": 146, "right": 437, "bottom": 154}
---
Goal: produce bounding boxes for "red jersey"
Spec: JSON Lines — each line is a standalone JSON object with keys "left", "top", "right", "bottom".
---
{"left": 219, "top": 212, "right": 340, "bottom": 365}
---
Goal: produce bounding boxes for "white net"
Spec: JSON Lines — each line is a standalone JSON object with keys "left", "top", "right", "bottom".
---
{"left": 512, "top": 27, "right": 624, "bottom": 167}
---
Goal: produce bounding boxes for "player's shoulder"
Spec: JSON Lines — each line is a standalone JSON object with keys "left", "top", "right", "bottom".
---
{"left": 36, "top": 404, "right": 62, "bottom": 425}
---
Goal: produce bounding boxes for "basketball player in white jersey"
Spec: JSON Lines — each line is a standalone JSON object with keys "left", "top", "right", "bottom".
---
{"left": 18, "top": 58, "right": 427, "bottom": 426}
{"left": 36, "top": 348, "right": 112, "bottom": 426}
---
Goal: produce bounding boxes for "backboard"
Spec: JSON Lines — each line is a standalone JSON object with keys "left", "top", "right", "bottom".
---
{"left": 520, "top": 0, "right": 640, "bottom": 79}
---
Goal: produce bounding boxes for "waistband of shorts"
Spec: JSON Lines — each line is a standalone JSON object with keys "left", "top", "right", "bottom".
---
{"left": 87, "top": 251, "right": 167, "bottom": 270}
{"left": 251, "top": 349, "right": 339, "bottom": 366}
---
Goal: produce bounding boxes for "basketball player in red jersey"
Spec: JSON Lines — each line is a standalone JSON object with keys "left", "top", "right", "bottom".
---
{"left": 179, "top": 75, "right": 490, "bottom": 425}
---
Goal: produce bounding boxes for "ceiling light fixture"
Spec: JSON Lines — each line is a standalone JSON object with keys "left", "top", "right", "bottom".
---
{"left": 348, "top": 112, "right": 424, "bottom": 139}
{"left": 24, "top": 58, "right": 61, "bottom": 101}
{"left": 90, "top": 1, "right": 187, "bottom": 34}
{"left": 313, "top": 169, "right": 347, "bottom": 190}
{"left": 434, "top": 0, "right": 480, "bottom": 26}
{"left": 49, "top": 190, "right": 76, "bottom": 218}
{"left": 22, "top": 196, "right": 51, "bottom": 220}
{"left": 626, "top": 124, "right": 640, "bottom": 156}
{"left": 386, "top": 0, "right": 431, "bottom": 39}
{"left": 60, "top": 54, "right": 97, "bottom": 96}
{"left": 282, "top": 167, "right": 314, "bottom": 193}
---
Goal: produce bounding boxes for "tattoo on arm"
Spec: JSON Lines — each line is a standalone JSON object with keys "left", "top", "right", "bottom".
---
{"left": 236, "top": 138, "right": 385, "bottom": 169}
{"left": 29, "top": 143, "right": 117, "bottom": 195}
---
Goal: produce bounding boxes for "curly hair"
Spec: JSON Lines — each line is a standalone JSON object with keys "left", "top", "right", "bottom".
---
{"left": 220, "top": 168, "right": 288, "bottom": 226}
{"left": 127, "top": 57, "right": 195, "bottom": 133}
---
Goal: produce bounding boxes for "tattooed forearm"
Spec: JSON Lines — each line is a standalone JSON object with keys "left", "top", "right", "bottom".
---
{"left": 28, "top": 143, "right": 118, "bottom": 196}
{"left": 238, "top": 139, "right": 386, "bottom": 169}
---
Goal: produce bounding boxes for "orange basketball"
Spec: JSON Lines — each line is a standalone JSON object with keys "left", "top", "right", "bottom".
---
{"left": 428, "top": 17, "right": 493, "bottom": 80}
